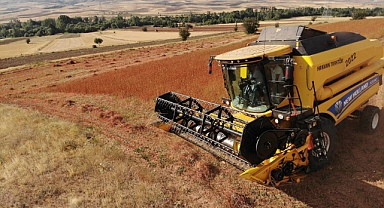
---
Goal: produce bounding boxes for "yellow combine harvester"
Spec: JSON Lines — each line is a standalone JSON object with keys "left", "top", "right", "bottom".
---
{"left": 154, "top": 26, "right": 384, "bottom": 186}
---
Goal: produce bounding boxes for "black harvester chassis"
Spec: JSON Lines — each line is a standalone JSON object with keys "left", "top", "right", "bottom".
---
{"left": 155, "top": 91, "right": 251, "bottom": 170}
{"left": 154, "top": 91, "right": 285, "bottom": 170}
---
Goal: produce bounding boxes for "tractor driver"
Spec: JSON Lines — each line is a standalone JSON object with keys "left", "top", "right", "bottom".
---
{"left": 239, "top": 64, "right": 266, "bottom": 107}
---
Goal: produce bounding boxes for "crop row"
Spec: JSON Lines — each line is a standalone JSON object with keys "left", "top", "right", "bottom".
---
{"left": 312, "top": 18, "right": 384, "bottom": 39}
{"left": 50, "top": 40, "right": 251, "bottom": 103}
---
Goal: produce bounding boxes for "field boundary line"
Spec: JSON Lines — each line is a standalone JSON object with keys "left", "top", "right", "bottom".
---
{"left": 37, "top": 37, "right": 58, "bottom": 51}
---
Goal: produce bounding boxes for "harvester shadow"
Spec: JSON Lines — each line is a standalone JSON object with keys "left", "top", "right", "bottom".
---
{"left": 278, "top": 109, "right": 384, "bottom": 207}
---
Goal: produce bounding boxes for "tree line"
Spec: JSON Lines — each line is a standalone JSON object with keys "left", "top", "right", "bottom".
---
{"left": 1, "top": 6, "right": 383, "bottom": 38}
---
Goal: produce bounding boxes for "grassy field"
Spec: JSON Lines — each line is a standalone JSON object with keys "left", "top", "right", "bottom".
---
{"left": 0, "top": 18, "right": 384, "bottom": 207}
{"left": 0, "top": 103, "right": 170, "bottom": 207}
{"left": 0, "top": 29, "right": 226, "bottom": 59}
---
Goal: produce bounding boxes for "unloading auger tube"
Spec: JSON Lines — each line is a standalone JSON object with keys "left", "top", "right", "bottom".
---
{"left": 154, "top": 91, "right": 322, "bottom": 186}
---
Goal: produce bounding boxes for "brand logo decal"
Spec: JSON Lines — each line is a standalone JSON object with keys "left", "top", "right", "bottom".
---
{"left": 317, "top": 57, "right": 343, "bottom": 71}
{"left": 328, "top": 76, "right": 379, "bottom": 118}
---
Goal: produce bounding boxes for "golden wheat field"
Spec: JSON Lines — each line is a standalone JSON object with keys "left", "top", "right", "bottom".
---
{"left": 0, "top": 29, "right": 226, "bottom": 59}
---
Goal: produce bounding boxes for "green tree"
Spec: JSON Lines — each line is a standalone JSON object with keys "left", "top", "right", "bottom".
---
{"left": 56, "top": 15, "right": 71, "bottom": 32}
{"left": 92, "top": 16, "right": 99, "bottom": 24}
{"left": 35, "top": 29, "right": 45, "bottom": 37}
{"left": 10, "top": 27, "right": 22, "bottom": 37}
{"left": 242, "top": 17, "right": 259, "bottom": 34}
{"left": 46, "top": 25, "right": 56, "bottom": 35}
{"left": 42, "top": 18, "right": 56, "bottom": 28}
{"left": 21, "top": 19, "right": 37, "bottom": 31}
{"left": 244, "top": 8, "right": 255, "bottom": 18}
{"left": 0, "top": 27, "right": 8, "bottom": 38}
{"left": 130, "top": 16, "right": 141, "bottom": 26}
{"left": 94, "top": 38, "right": 103, "bottom": 46}
{"left": 111, "top": 15, "right": 125, "bottom": 28}
{"left": 351, "top": 11, "right": 366, "bottom": 20}
{"left": 99, "top": 16, "right": 107, "bottom": 23}
{"left": 179, "top": 27, "right": 190, "bottom": 41}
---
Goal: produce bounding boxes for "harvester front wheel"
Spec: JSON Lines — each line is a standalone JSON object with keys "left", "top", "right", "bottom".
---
{"left": 309, "top": 118, "right": 337, "bottom": 172}
{"left": 359, "top": 105, "right": 380, "bottom": 134}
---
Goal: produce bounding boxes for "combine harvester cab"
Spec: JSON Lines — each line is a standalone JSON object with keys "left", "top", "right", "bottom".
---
{"left": 154, "top": 26, "right": 384, "bottom": 186}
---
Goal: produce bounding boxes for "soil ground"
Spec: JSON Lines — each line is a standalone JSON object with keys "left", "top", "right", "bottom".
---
{"left": 0, "top": 21, "right": 383, "bottom": 207}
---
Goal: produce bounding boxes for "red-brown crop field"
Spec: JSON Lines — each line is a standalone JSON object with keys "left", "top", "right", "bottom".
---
{"left": 311, "top": 18, "right": 384, "bottom": 39}
{"left": 48, "top": 40, "right": 248, "bottom": 103}
{"left": 0, "top": 20, "right": 383, "bottom": 207}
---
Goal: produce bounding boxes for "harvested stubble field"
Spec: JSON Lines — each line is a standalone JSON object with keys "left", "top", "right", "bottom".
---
{"left": 0, "top": 19, "right": 384, "bottom": 207}
{"left": 0, "top": 26, "right": 233, "bottom": 61}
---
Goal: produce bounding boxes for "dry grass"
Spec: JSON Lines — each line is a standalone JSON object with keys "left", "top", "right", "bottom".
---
{"left": 0, "top": 103, "right": 170, "bottom": 207}
{"left": 0, "top": 100, "right": 309, "bottom": 207}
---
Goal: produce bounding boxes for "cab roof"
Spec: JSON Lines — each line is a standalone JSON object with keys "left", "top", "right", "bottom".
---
{"left": 215, "top": 45, "right": 291, "bottom": 62}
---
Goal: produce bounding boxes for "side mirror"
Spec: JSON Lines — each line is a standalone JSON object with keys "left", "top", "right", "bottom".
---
{"left": 208, "top": 55, "right": 215, "bottom": 74}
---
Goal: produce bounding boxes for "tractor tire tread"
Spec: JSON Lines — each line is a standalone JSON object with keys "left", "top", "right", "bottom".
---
{"left": 359, "top": 105, "right": 380, "bottom": 135}
{"left": 309, "top": 118, "right": 337, "bottom": 172}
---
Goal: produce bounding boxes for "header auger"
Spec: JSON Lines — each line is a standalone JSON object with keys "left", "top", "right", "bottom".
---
{"left": 154, "top": 25, "right": 384, "bottom": 186}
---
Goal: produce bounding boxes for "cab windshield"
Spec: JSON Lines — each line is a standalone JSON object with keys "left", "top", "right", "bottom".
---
{"left": 222, "top": 60, "right": 286, "bottom": 113}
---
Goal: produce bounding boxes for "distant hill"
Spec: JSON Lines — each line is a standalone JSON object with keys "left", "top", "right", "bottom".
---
{"left": 3, "top": 0, "right": 382, "bottom": 7}
{"left": 1, "top": 0, "right": 383, "bottom": 24}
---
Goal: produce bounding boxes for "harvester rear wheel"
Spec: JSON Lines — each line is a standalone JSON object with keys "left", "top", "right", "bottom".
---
{"left": 359, "top": 105, "right": 380, "bottom": 134}
{"left": 309, "top": 118, "right": 337, "bottom": 172}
